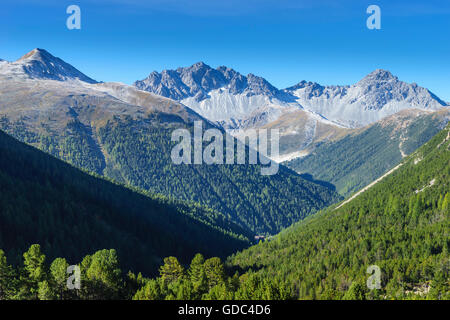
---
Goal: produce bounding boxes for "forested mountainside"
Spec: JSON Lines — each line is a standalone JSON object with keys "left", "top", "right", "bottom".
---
{"left": 1, "top": 124, "right": 448, "bottom": 301}
{"left": 229, "top": 125, "right": 450, "bottom": 299}
{"left": 0, "top": 100, "right": 340, "bottom": 236}
{"left": 2, "top": 125, "right": 447, "bottom": 300}
{"left": 0, "top": 129, "right": 250, "bottom": 276}
{"left": 95, "top": 117, "right": 341, "bottom": 234}
{"left": 286, "top": 109, "right": 449, "bottom": 196}
{"left": 0, "top": 112, "right": 340, "bottom": 235}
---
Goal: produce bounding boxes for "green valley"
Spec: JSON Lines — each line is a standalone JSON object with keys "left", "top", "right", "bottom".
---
{"left": 2, "top": 124, "right": 447, "bottom": 300}
{"left": 285, "top": 109, "right": 449, "bottom": 196}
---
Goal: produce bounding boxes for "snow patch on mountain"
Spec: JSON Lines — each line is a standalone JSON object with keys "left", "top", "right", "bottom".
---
{"left": 181, "top": 89, "right": 296, "bottom": 122}
{"left": 0, "top": 48, "right": 97, "bottom": 84}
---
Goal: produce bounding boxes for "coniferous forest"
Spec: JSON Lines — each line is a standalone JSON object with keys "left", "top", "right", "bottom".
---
{"left": 1, "top": 122, "right": 448, "bottom": 300}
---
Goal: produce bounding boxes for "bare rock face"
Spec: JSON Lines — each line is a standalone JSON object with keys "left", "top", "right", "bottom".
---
{"left": 285, "top": 69, "right": 448, "bottom": 127}
{"left": 135, "top": 64, "right": 448, "bottom": 129}
{"left": 134, "top": 62, "right": 280, "bottom": 102}
{"left": 134, "top": 62, "right": 286, "bottom": 123}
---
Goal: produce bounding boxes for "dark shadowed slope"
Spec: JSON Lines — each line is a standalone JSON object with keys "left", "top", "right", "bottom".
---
{"left": 0, "top": 129, "right": 250, "bottom": 276}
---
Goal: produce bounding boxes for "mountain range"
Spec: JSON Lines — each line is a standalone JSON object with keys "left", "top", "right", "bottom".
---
{"left": 1, "top": 49, "right": 448, "bottom": 203}
{"left": 134, "top": 61, "right": 448, "bottom": 129}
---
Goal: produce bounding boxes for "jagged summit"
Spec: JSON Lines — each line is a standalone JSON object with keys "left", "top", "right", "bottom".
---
{"left": 356, "top": 69, "right": 399, "bottom": 87}
{"left": 133, "top": 62, "right": 290, "bottom": 122}
{"left": 287, "top": 69, "right": 397, "bottom": 91}
{"left": 285, "top": 80, "right": 326, "bottom": 92}
{"left": 285, "top": 69, "right": 447, "bottom": 127}
{"left": 364, "top": 68, "right": 397, "bottom": 80}
{"left": 134, "top": 62, "right": 281, "bottom": 103}
{"left": 179, "top": 61, "right": 210, "bottom": 70}
{"left": 0, "top": 48, "right": 97, "bottom": 84}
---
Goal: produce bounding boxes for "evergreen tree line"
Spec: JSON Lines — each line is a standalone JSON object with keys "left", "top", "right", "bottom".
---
{"left": 0, "top": 245, "right": 292, "bottom": 300}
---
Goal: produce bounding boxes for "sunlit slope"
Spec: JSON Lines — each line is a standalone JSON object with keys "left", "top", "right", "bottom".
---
{"left": 229, "top": 124, "right": 449, "bottom": 299}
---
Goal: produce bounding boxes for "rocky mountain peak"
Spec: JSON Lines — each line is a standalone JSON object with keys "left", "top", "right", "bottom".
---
{"left": 356, "top": 69, "right": 399, "bottom": 88}
{"left": 134, "top": 62, "right": 280, "bottom": 101}
{"left": 1, "top": 48, "right": 97, "bottom": 84}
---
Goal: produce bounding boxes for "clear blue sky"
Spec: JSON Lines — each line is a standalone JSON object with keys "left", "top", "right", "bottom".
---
{"left": 1, "top": 0, "right": 449, "bottom": 101}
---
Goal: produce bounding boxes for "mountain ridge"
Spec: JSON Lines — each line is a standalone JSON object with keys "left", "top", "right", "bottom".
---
{"left": 135, "top": 63, "right": 448, "bottom": 129}
{"left": 285, "top": 108, "right": 450, "bottom": 196}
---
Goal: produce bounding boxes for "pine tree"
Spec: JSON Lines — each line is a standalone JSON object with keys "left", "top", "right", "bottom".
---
{"left": 342, "top": 281, "right": 367, "bottom": 300}
{"left": 50, "top": 257, "right": 69, "bottom": 299}
{"left": 23, "top": 244, "right": 46, "bottom": 282}
{"left": 442, "top": 193, "right": 449, "bottom": 212}
{"left": 38, "top": 280, "right": 55, "bottom": 300}
{"left": 133, "top": 279, "right": 162, "bottom": 300}
{"left": 0, "top": 249, "right": 17, "bottom": 299}
{"left": 86, "top": 249, "right": 123, "bottom": 299}
{"left": 204, "top": 257, "right": 226, "bottom": 290}
{"left": 23, "top": 244, "right": 47, "bottom": 299}
{"left": 159, "top": 257, "right": 185, "bottom": 285}
{"left": 188, "top": 253, "right": 207, "bottom": 295}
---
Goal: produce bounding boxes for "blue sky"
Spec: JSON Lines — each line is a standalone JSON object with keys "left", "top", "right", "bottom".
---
{"left": 1, "top": 0, "right": 449, "bottom": 101}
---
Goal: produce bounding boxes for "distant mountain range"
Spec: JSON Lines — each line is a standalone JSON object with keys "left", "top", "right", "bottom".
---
{"left": 284, "top": 69, "right": 447, "bottom": 127}
{"left": 134, "top": 62, "right": 290, "bottom": 124}
{"left": 134, "top": 62, "right": 448, "bottom": 129}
